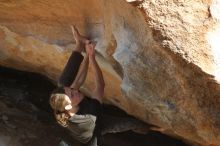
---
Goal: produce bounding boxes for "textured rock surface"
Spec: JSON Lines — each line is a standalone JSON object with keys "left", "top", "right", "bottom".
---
{"left": 0, "top": 0, "right": 219, "bottom": 146}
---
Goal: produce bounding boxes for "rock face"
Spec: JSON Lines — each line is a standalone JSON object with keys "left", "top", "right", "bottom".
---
{"left": 0, "top": 0, "right": 219, "bottom": 146}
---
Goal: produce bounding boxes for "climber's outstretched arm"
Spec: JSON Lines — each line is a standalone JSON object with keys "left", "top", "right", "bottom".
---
{"left": 86, "top": 42, "right": 105, "bottom": 103}
{"left": 71, "top": 54, "right": 89, "bottom": 89}
{"left": 58, "top": 26, "right": 89, "bottom": 87}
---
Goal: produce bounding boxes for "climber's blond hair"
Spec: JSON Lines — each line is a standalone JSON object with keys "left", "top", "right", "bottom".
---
{"left": 50, "top": 87, "right": 70, "bottom": 127}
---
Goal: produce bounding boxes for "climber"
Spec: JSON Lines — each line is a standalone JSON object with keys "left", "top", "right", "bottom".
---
{"left": 49, "top": 26, "right": 161, "bottom": 146}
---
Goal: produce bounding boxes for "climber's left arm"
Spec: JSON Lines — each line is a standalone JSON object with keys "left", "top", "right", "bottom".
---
{"left": 70, "top": 54, "right": 89, "bottom": 89}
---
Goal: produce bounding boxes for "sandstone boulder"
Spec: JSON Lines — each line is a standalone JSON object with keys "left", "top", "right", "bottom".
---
{"left": 0, "top": 0, "right": 219, "bottom": 146}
